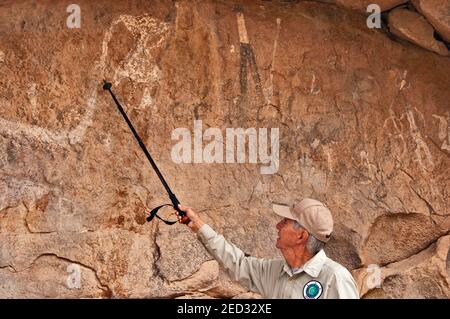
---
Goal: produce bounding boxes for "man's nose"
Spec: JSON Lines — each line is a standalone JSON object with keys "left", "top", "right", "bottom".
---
{"left": 276, "top": 221, "right": 282, "bottom": 230}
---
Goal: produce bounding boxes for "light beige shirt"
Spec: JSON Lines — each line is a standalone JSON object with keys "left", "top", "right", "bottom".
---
{"left": 198, "top": 224, "right": 360, "bottom": 299}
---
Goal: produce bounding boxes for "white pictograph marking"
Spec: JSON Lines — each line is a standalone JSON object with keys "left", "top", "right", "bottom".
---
{"left": 406, "top": 108, "right": 434, "bottom": 173}
{"left": 310, "top": 73, "right": 321, "bottom": 95}
{"left": 0, "top": 15, "right": 169, "bottom": 148}
{"left": 27, "top": 83, "right": 37, "bottom": 119}
{"left": 236, "top": 12, "right": 249, "bottom": 44}
{"left": 360, "top": 150, "right": 377, "bottom": 181}
{"left": 299, "top": 154, "right": 327, "bottom": 194}
{"left": 396, "top": 70, "right": 410, "bottom": 91}
{"left": 432, "top": 114, "right": 450, "bottom": 152}
{"left": 268, "top": 18, "right": 281, "bottom": 105}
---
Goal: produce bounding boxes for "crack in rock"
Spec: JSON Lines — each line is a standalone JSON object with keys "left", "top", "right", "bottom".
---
{"left": 26, "top": 253, "right": 113, "bottom": 298}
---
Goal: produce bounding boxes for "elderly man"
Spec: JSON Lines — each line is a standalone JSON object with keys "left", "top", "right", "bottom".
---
{"left": 177, "top": 198, "right": 359, "bottom": 299}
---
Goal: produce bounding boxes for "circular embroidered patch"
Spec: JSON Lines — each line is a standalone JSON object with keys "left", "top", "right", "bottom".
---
{"left": 303, "top": 280, "right": 323, "bottom": 299}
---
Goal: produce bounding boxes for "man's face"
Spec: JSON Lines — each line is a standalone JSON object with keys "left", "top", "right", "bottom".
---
{"left": 275, "top": 217, "right": 306, "bottom": 250}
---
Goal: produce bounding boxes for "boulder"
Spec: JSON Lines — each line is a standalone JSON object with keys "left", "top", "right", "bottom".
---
{"left": 389, "top": 8, "right": 449, "bottom": 56}
{"left": 353, "top": 235, "right": 450, "bottom": 298}
{"left": 412, "top": 0, "right": 450, "bottom": 42}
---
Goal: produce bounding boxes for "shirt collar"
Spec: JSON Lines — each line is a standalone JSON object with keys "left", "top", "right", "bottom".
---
{"left": 283, "top": 250, "right": 327, "bottom": 278}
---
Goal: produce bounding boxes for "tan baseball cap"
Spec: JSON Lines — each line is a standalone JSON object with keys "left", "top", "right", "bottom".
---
{"left": 272, "top": 198, "right": 333, "bottom": 242}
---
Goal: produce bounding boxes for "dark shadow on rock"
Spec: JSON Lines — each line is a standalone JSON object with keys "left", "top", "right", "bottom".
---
{"left": 324, "top": 236, "right": 361, "bottom": 270}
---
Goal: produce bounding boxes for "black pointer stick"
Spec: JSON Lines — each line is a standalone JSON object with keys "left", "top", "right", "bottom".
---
{"left": 102, "top": 80, "right": 189, "bottom": 224}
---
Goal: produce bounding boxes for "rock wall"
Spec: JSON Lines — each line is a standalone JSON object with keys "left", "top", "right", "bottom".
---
{"left": 0, "top": 0, "right": 449, "bottom": 298}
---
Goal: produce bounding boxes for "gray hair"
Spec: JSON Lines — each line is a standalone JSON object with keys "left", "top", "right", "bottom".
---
{"left": 293, "top": 221, "right": 325, "bottom": 254}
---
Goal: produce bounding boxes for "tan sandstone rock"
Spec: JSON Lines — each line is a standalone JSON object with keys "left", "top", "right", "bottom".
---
{"left": 389, "top": 8, "right": 449, "bottom": 56}
{"left": 0, "top": 0, "right": 449, "bottom": 299}
{"left": 353, "top": 235, "right": 450, "bottom": 298}
{"left": 317, "top": 0, "right": 409, "bottom": 12}
{"left": 412, "top": 0, "right": 450, "bottom": 43}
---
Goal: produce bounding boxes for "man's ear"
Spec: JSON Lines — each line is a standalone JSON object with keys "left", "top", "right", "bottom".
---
{"left": 297, "top": 229, "right": 309, "bottom": 244}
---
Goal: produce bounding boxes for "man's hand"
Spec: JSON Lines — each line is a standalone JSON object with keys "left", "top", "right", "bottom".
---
{"left": 177, "top": 204, "right": 205, "bottom": 233}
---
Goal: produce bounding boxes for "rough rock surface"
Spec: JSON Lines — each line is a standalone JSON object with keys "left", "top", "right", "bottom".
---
{"left": 354, "top": 235, "right": 450, "bottom": 298}
{"left": 0, "top": 0, "right": 449, "bottom": 298}
{"left": 412, "top": 0, "right": 450, "bottom": 43}
{"left": 388, "top": 8, "right": 449, "bottom": 56}
{"left": 318, "top": 0, "right": 409, "bottom": 12}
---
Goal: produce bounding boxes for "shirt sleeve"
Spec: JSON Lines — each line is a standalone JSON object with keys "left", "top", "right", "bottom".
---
{"left": 325, "top": 269, "right": 360, "bottom": 299}
{"left": 197, "top": 224, "right": 274, "bottom": 296}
